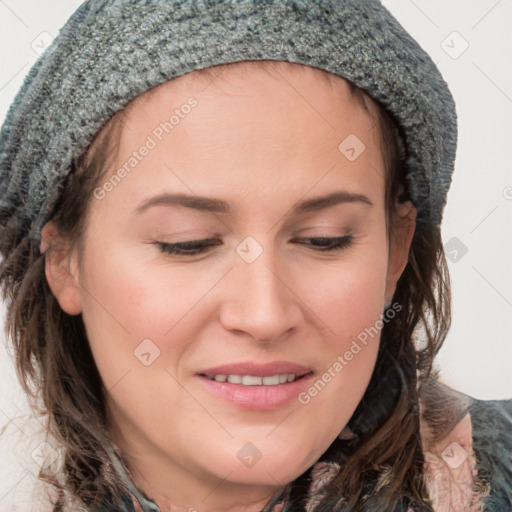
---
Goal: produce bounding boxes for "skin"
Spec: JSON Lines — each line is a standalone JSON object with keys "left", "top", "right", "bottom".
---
{"left": 41, "top": 61, "right": 416, "bottom": 512}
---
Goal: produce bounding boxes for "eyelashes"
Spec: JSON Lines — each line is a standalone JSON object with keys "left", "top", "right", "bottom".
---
{"left": 155, "top": 235, "right": 354, "bottom": 257}
{"left": 294, "top": 236, "right": 354, "bottom": 251}
{"left": 157, "top": 238, "right": 223, "bottom": 256}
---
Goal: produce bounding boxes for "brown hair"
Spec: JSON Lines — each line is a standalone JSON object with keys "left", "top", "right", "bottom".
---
{"left": 1, "top": 61, "right": 454, "bottom": 511}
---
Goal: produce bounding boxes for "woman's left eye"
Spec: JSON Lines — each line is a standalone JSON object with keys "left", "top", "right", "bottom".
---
{"left": 155, "top": 235, "right": 354, "bottom": 256}
{"left": 293, "top": 235, "right": 354, "bottom": 252}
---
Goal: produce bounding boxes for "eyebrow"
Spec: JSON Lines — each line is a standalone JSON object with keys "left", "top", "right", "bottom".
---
{"left": 132, "top": 190, "right": 373, "bottom": 216}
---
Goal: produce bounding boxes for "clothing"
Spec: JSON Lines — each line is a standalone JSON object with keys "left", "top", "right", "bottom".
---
{"left": 96, "top": 387, "right": 512, "bottom": 512}
{"left": 0, "top": 0, "right": 457, "bottom": 250}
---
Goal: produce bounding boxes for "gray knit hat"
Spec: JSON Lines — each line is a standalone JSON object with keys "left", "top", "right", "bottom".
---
{"left": 0, "top": 0, "right": 457, "bottom": 248}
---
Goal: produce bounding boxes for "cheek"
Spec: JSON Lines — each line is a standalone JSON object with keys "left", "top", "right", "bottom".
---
{"left": 295, "top": 238, "right": 389, "bottom": 414}
{"left": 77, "top": 238, "right": 240, "bottom": 399}
{"left": 80, "top": 232, "right": 194, "bottom": 322}
{"left": 77, "top": 240, "right": 188, "bottom": 384}
{"left": 303, "top": 244, "right": 389, "bottom": 340}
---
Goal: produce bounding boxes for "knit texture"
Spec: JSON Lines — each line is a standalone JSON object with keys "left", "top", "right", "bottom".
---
{"left": 0, "top": 0, "right": 457, "bottom": 247}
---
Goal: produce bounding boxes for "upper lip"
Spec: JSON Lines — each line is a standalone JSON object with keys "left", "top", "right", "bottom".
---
{"left": 198, "top": 361, "right": 313, "bottom": 378}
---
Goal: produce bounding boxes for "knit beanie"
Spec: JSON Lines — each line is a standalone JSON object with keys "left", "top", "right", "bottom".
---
{"left": 0, "top": 0, "right": 457, "bottom": 248}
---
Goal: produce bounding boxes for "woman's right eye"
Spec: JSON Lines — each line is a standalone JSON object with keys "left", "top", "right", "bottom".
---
{"left": 156, "top": 239, "right": 222, "bottom": 256}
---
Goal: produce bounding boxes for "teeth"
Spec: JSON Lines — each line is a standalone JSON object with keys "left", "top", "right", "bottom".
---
{"left": 262, "top": 375, "right": 279, "bottom": 385}
{"left": 211, "top": 373, "right": 298, "bottom": 386}
{"left": 243, "top": 375, "right": 263, "bottom": 385}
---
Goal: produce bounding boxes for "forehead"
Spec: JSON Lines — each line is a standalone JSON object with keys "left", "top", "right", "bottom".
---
{"left": 91, "top": 60, "right": 387, "bottom": 222}
{"left": 127, "top": 60, "right": 377, "bottom": 117}
{"left": 120, "top": 61, "right": 381, "bottom": 160}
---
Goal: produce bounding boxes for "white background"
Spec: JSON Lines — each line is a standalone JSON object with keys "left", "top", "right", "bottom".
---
{"left": 1, "top": 1, "right": 511, "bottom": 510}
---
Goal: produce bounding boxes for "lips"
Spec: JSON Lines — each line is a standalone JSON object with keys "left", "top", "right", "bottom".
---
{"left": 196, "top": 361, "right": 314, "bottom": 410}
{"left": 198, "top": 361, "right": 312, "bottom": 379}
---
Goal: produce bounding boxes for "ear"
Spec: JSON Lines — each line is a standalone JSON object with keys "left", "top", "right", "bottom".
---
{"left": 384, "top": 200, "right": 417, "bottom": 305}
{"left": 40, "top": 221, "right": 82, "bottom": 315}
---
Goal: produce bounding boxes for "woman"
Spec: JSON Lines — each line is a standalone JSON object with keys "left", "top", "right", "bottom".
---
{"left": 0, "top": 1, "right": 510, "bottom": 511}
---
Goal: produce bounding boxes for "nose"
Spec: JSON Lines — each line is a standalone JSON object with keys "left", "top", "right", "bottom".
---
{"left": 219, "top": 242, "right": 303, "bottom": 343}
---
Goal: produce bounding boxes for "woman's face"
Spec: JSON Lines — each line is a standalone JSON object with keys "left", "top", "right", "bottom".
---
{"left": 45, "top": 61, "right": 415, "bottom": 510}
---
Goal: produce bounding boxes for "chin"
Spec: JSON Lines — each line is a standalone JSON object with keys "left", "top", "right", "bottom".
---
{"left": 202, "top": 439, "right": 322, "bottom": 489}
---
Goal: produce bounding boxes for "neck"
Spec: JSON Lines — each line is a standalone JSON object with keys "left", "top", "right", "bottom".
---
{"left": 125, "top": 450, "right": 284, "bottom": 512}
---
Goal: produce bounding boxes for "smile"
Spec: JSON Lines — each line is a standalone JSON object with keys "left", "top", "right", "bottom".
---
{"left": 197, "top": 362, "right": 314, "bottom": 410}
{"left": 206, "top": 373, "right": 299, "bottom": 385}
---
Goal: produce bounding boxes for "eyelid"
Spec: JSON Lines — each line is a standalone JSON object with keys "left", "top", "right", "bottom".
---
{"left": 155, "top": 234, "right": 354, "bottom": 257}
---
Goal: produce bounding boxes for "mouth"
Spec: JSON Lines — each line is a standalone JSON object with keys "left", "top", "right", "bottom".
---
{"left": 201, "top": 373, "right": 307, "bottom": 386}
{"left": 196, "top": 361, "right": 314, "bottom": 410}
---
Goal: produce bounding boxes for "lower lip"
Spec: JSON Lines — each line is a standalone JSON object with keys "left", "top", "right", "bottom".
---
{"left": 197, "top": 374, "right": 314, "bottom": 411}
